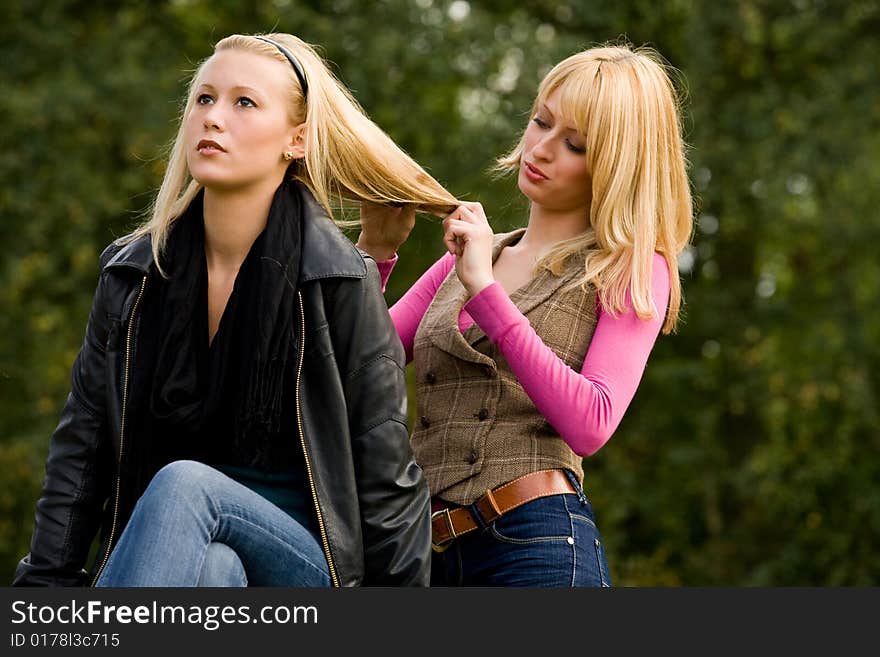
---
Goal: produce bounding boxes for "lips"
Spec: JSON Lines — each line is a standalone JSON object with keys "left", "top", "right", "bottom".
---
{"left": 523, "top": 161, "right": 548, "bottom": 181}
{"left": 197, "top": 139, "right": 226, "bottom": 153}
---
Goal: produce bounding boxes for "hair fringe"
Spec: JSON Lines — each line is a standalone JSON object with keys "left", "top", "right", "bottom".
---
{"left": 495, "top": 43, "right": 693, "bottom": 334}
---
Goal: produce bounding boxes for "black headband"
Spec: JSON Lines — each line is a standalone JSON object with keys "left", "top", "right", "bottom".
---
{"left": 254, "top": 36, "right": 309, "bottom": 100}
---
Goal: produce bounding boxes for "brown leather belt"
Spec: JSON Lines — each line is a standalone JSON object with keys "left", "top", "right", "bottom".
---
{"left": 431, "top": 469, "right": 577, "bottom": 552}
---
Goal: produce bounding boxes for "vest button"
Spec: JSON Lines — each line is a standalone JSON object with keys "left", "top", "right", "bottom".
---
{"left": 477, "top": 408, "right": 489, "bottom": 421}
{"left": 420, "top": 416, "right": 430, "bottom": 428}
{"left": 425, "top": 372, "right": 436, "bottom": 384}
{"left": 467, "top": 451, "right": 478, "bottom": 464}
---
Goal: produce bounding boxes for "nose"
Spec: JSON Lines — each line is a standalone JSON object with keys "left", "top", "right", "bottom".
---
{"left": 202, "top": 106, "right": 222, "bottom": 131}
{"left": 531, "top": 132, "right": 554, "bottom": 162}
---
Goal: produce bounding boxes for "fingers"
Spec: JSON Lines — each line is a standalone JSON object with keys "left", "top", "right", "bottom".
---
{"left": 443, "top": 201, "right": 491, "bottom": 258}
{"left": 442, "top": 218, "right": 464, "bottom": 256}
{"left": 360, "top": 201, "right": 401, "bottom": 225}
{"left": 400, "top": 204, "right": 417, "bottom": 228}
{"left": 446, "top": 201, "right": 487, "bottom": 226}
{"left": 358, "top": 201, "right": 418, "bottom": 260}
{"left": 444, "top": 218, "right": 476, "bottom": 238}
{"left": 443, "top": 232, "right": 460, "bottom": 257}
{"left": 442, "top": 218, "right": 482, "bottom": 257}
{"left": 360, "top": 201, "right": 416, "bottom": 226}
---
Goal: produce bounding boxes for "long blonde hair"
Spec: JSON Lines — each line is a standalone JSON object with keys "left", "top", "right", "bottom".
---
{"left": 498, "top": 45, "right": 693, "bottom": 334}
{"left": 127, "top": 33, "right": 457, "bottom": 272}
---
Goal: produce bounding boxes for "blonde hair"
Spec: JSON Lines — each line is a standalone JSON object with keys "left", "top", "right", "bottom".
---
{"left": 498, "top": 45, "right": 693, "bottom": 333}
{"left": 127, "top": 33, "right": 457, "bottom": 272}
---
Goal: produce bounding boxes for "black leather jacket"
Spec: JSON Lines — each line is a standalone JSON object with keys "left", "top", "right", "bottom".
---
{"left": 13, "top": 186, "right": 431, "bottom": 587}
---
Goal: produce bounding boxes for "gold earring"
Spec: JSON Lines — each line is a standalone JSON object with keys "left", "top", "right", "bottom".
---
{"left": 282, "top": 151, "right": 295, "bottom": 161}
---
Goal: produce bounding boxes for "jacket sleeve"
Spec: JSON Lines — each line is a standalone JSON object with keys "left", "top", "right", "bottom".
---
{"left": 330, "top": 256, "right": 432, "bottom": 586}
{"left": 13, "top": 249, "right": 118, "bottom": 586}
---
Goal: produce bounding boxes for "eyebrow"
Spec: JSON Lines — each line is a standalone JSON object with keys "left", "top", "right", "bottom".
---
{"left": 540, "top": 104, "right": 579, "bottom": 133}
{"left": 196, "top": 83, "right": 265, "bottom": 98}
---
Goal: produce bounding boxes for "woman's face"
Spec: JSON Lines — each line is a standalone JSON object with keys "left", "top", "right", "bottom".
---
{"left": 517, "top": 91, "right": 592, "bottom": 215}
{"left": 185, "top": 49, "right": 302, "bottom": 191}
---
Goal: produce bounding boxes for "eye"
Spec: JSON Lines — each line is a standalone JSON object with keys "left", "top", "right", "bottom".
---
{"left": 236, "top": 96, "right": 257, "bottom": 108}
{"left": 532, "top": 116, "right": 550, "bottom": 129}
{"left": 196, "top": 94, "right": 214, "bottom": 105}
{"left": 565, "top": 140, "right": 587, "bottom": 154}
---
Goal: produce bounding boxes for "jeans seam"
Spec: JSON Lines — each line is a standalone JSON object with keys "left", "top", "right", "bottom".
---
{"left": 570, "top": 512, "right": 597, "bottom": 529}
{"left": 488, "top": 525, "right": 572, "bottom": 545}
{"left": 563, "top": 494, "right": 577, "bottom": 587}
{"left": 594, "top": 539, "right": 610, "bottom": 587}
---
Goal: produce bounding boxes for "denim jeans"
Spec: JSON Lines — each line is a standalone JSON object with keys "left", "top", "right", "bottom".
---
{"left": 431, "top": 472, "right": 612, "bottom": 587}
{"left": 95, "top": 460, "right": 330, "bottom": 587}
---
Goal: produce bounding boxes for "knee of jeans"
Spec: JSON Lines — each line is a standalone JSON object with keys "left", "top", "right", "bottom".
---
{"left": 146, "top": 460, "right": 219, "bottom": 505}
{"left": 198, "top": 542, "right": 247, "bottom": 587}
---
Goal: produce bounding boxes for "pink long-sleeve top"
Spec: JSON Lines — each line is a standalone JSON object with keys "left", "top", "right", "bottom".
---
{"left": 376, "top": 250, "right": 670, "bottom": 458}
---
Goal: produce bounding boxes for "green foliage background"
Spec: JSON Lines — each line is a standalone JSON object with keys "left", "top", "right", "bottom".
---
{"left": 1, "top": 0, "right": 878, "bottom": 585}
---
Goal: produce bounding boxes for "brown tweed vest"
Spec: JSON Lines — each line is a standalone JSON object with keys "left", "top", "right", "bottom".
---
{"left": 411, "top": 229, "right": 599, "bottom": 505}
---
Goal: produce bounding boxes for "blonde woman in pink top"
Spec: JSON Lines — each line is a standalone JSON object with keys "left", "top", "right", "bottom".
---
{"left": 357, "top": 44, "right": 693, "bottom": 586}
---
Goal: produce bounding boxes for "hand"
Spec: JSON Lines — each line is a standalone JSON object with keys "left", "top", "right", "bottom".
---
{"left": 442, "top": 202, "right": 495, "bottom": 297}
{"left": 356, "top": 201, "right": 416, "bottom": 261}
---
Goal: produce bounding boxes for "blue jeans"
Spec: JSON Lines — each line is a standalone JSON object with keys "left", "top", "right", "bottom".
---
{"left": 431, "top": 473, "right": 612, "bottom": 587}
{"left": 95, "top": 460, "right": 331, "bottom": 587}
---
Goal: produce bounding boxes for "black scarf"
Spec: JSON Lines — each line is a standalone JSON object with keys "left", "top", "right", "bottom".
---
{"left": 147, "top": 180, "right": 303, "bottom": 467}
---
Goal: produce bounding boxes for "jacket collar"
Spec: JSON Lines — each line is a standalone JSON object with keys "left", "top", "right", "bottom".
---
{"left": 103, "top": 182, "right": 366, "bottom": 282}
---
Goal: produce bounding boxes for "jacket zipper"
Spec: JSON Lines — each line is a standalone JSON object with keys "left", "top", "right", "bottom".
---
{"left": 91, "top": 275, "right": 147, "bottom": 586}
{"left": 296, "top": 291, "right": 339, "bottom": 587}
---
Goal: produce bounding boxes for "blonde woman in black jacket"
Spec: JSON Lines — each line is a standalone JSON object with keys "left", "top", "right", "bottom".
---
{"left": 14, "top": 33, "right": 457, "bottom": 587}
